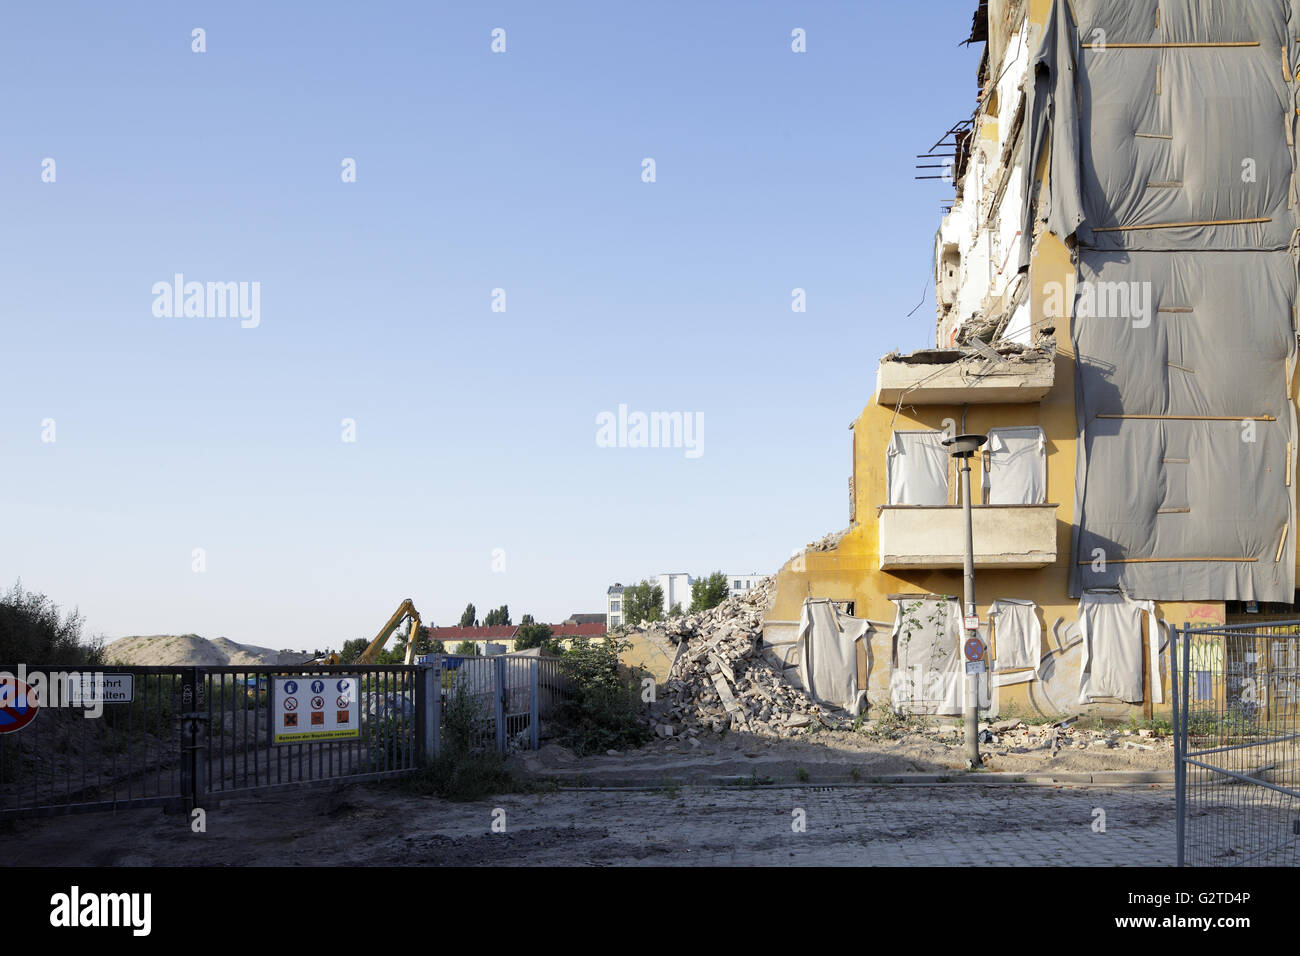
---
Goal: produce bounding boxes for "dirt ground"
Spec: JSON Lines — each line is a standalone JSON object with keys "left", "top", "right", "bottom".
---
{"left": 7, "top": 777, "right": 1176, "bottom": 867}
{"left": 5, "top": 723, "right": 1176, "bottom": 867}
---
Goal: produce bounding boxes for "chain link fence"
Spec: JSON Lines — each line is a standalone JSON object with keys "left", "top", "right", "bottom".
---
{"left": 1175, "top": 623, "right": 1300, "bottom": 865}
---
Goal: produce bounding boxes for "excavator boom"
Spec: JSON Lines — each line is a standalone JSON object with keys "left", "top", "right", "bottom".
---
{"left": 359, "top": 598, "right": 422, "bottom": 665}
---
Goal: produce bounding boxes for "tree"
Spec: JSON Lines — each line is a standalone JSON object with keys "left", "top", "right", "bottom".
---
{"left": 0, "top": 582, "right": 103, "bottom": 666}
{"left": 668, "top": 603, "right": 683, "bottom": 617}
{"left": 622, "top": 580, "right": 664, "bottom": 627}
{"left": 515, "top": 616, "right": 564, "bottom": 655}
{"left": 393, "top": 624, "right": 437, "bottom": 662}
{"left": 454, "top": 640, "right": 480, "bottom": 656}
{"left": 337, "top": 637, "right": 369, "bottom": 664}
{"left": 430, "top": 639, "right": 446, "bottom": 654}
{"left": 690, "top": 571, "right": 730, "bottom": 613}
{"left": 458, "top": 603, "right": 477, "bottom": 628}
{"left": 483, "top": 605, "right": 511, "bottom": 627}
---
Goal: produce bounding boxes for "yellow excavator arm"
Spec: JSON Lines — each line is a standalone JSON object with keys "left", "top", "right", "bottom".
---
{"left": 359, "top": 597, "right": 423, "bottom": 665}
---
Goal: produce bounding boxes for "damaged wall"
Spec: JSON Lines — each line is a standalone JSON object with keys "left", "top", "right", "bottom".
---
{"left": 763, "top": 0, "right": 1296, "bottom": 720}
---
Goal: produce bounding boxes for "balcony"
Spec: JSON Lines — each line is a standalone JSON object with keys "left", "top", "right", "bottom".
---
{"left": 874, "top": 346, "right": 1054, "bottom": 406}
{"left": 878, "top": 504, "right": 1057, "bottom": 570}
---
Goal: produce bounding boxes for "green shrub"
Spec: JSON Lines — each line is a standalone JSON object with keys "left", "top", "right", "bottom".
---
{"left": 551, "top": 638, "right": 652, "bottom": 756}
{"left": 404, "top": 682, "right": 515, "bottom": 800}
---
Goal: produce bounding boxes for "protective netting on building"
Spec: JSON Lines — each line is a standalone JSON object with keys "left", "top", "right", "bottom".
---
{"left": 1026, "top": 0, "right": 1300, "bottom": 601}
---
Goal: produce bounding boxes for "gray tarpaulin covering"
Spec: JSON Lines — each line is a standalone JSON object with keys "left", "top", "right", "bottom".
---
{"left": 1027, "top": 0, "right": 1299, "bottom": 601}
{"left": 984, "top": 426, "right": 1046, "bottom": 504}
{"left": 796, "top": 599, "right": 870, "bottom": 716}
{"left": 1078, "top": 590, "right": 1157, "bottom": 704}
{"left": 989, "top": 599, "right": 1042, "bottom": 675}
{"left": 887, "top": 431, "right": 949, "bottom": 505}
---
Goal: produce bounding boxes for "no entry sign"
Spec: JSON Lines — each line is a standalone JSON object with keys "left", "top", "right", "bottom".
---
{"left": 0, "top": 677, "right": 38, "bottom": 734}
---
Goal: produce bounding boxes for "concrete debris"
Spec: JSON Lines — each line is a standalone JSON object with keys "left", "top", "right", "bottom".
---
{"left": 950, "top": 721, "right": 1173, "bottom": 756}
{"left": 805, "top": 528, "right": 850, "bottom": 553}
{"left": 631, "top": 577, "right": 851, "bottom": 739}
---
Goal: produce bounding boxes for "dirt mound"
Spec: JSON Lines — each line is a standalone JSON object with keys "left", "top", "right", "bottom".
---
{"left": 104, "top": 634, "right": 311, "bottom": 667}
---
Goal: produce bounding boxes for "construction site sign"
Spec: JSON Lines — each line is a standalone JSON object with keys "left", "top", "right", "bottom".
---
{"left": 272, "top": 676, "right": 360, "bottom": 745}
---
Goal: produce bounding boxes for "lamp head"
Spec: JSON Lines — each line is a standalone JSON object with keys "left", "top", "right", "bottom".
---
{"left": 941, "top": 433, "right": 988, "bottom": 458}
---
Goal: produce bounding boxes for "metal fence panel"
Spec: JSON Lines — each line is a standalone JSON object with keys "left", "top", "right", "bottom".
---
{"left": 203, "top": 664, "right": 419, "bottom": 800}
{"left": 0, "top": 667, "right": 186, "bottom": 818}
{"left": 0, "top": 663, "right": 420, "bottom": 820}
{"left": 1175, "top": 624, "right": 1300, "bottom": 866}
{"left": 427, "top": 655, "right": 577, "bottom": 755}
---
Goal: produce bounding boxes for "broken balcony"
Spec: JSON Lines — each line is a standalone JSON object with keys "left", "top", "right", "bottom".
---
{"left": 875, "top": 343, "right": 1054, "bottom": 406}
{"left": 877, "top": 503, "right": 1057, "bottom": 570}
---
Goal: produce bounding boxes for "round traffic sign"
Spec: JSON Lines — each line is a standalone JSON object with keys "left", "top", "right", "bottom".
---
{"left": 0, "top": 677, "right": 39, "bottom": 734}
{"left": 336, "top": 679, "right": 350, "bottom": 693}
{"left": 311, "top": 680, "right": 325, "bottom": 694}
{"left": 285, "top": 680, "right": 298, "bottom": 694}
{"left": 284, "top": 696, "right": 299, "bottom": 711}
{"left": 336, "top": 695, "right": 350, "bottom": 708}
{"left": 963, "top": 637, "right": 985, "bottom": 662}
{"left": 311, "top": 696, "right": 325, "bottom": 710}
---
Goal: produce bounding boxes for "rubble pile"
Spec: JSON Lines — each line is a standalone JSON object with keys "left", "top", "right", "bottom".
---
{"left": 925, "top": 717, "right": 1172, "bottom": 755}
{"left": 633, "top": 577, "right": 848, "bottom": 740}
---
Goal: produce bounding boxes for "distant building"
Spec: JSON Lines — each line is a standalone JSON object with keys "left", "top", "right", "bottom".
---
{"left": 563, "top": 613, "right": 606, "bottom": 626}
{"left": 654, "top": 573, "right": 693, "bottom": 616}
{"left": 727, "top": 573, "right": 764, "bottom": 598}
{"left": 606, "top": 584, "right": 624, "bottom": 630}
{"left": 606, "top": 571, "right": 767, "bottom": 628}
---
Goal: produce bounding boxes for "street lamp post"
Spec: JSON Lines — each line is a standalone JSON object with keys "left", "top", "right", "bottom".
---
{"left": 942, "top": 433, "right": 987, "bottom": 768}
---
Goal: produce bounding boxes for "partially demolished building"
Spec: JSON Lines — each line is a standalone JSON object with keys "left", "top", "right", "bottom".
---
{"left": 766, "top": 0, "right": 1300, "bottom": 719}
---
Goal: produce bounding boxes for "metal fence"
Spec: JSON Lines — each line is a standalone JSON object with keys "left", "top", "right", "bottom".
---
{"left": 201, "top": 665, "right": 419, "bottom": 801}
{"left": 0, "top": 656, "right": 578, "bottom": 819}
{"left": 0, "top": 663, "right": 420, "bottom": 819}
{"left": 1174, "top": 623, "right": 1300, "bottom": 866}
{"left": 426, "top": 654, "right": 575, "bottom": 756}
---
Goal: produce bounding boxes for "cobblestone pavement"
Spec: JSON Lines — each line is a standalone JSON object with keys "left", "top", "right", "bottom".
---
{"left": 8, "top": 782, "right": 1176, "bottom": 866}
{"left": 469, "top": 784, "right": 1176, "bottom": 866}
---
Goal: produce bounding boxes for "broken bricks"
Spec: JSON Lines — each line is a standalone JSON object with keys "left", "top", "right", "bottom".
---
{"left": 630, "top": 576, "right": 847, "bottom": 741}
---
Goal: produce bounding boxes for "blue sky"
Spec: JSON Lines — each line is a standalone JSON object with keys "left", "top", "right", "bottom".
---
{"left": 0, "top": 2, "right": 981, "bottom": 650}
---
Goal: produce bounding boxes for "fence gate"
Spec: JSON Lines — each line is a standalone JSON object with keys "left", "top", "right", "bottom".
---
{"left": 425, "top": 654, "right": 574, "bottom": 756}
{"left": 0, "top": 663, "right": 421, "bottom": 820}
{"left": 1174, "top": 623, "right": 1300, "bottom": 865}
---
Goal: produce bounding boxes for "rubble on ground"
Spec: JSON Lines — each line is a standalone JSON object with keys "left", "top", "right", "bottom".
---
{"left": 920, "top": 718, "right": 1174, "bottom": 755}
{"left": 630, "top": 577, "right": 850, "bottom": 740}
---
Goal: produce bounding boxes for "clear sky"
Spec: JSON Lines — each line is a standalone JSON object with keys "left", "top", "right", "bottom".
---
{"left": 0, "top": 2, "right": 982, "bottom": 650}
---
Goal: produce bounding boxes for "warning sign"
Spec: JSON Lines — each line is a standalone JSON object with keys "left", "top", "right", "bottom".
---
{"left": 272, "top": 675, "right": 360, "bottom": 745}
